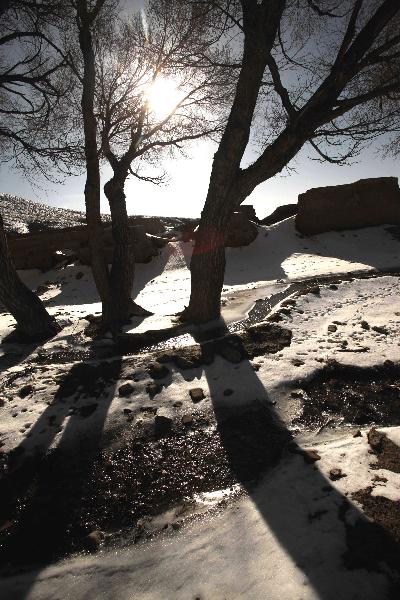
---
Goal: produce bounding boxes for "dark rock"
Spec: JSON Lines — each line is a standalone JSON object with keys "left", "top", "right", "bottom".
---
{"left": 261, "top": 204, "right": 297, "bottom": 226}
{"left": 328, "top": 324, "right": 337, "bottom": 333}
{"left": 147, "top": 362, "right": 170, "bottom": 380}
{"left": 353, "top": 429, "right": 362, "bottom": 438}
{"left": 372, "top": 325, "right": 389, "bottom": 335}
{"left": 329, "top": 468, "right": 347, "bottom": 481}
{"left": 189, "top": 388, "right": 205, "bottom": 403}
{"left": 84, "top": 530, "right": 103, "bottom": 552}
{"left": 182, "top": 414, "right": 193, "bottom": 425}
{"left": 154, "top": 414, "right": 173, "bottom": 438}
{"left": 223, "top": 389, "right": 234, "bottom": 396}
{"left": 118, "top": 382, "right": 135, "bottom": 397}
{"left": 75, "top": 271, "right": 84, "bottom": 280}
{"left": 18, "top": 384, "right": 33, "bottom": 398}
{"left": 146, "top": 383, "right": 162, "bottom": 398}
{"left": 225, "top": 212, "right": 258, "bottom": 248}
{"left": 296, "top": 177, "right": 400, "bottom": 235}
{"left": 302, "top": 449, "right": 321, "bottom": 464}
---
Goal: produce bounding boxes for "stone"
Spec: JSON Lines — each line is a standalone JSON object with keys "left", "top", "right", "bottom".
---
{"left": 296, "top": 177, "right": 400, "bottom": 235}
{"left": 189, "top": 388, "right": 205, "bottom": 403}
{"left": 118, "top": 382, "right": 135, "bottom": 397}
{"left": 18, "top": 384, "right": 33, "bottom": 398}
{"left": 327, "top": 324, "right": 337, "bottom": 333}
{"left": 182, "top": 414, "right": 193, "bottom": 425}
{"left": 261, "top": 204, "right": 297, "bottom": 226}
{"left": 147, "top": 362, "right": 170, "bottom": 380}
{"left": 223, "top": 388, "right": 234, "bottom": 396}
{"left": 154, "top": 414, "right": 173, "bottom": 438}
{"left": 353, "top": 430, "right": 362, "bottom": 438}
{"left": 146, "top": 383, "right": 162, "bottom": 397}
{"left": 236, "top": 204, "right": 259, "bottom": 223}
{"left": 329, "top": 468, "right": 347, "bottom": 481}
{"left": 372, "top": 325, "right": 389, "bottom": 335}
{"left": 302, "top": 449, "right": 321, "bottom": 464}
{"left": 224, "top": 212, "right": 258, "bottom": 248}
{"left": 84, "top": 530, "right": 103, "bottom": 552}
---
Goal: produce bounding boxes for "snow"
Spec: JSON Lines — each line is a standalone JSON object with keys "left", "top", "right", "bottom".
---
{"left": 1, "top": 217, "right": 400, "bottom": 599}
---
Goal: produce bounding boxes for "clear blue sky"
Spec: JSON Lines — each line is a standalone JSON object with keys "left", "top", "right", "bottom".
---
{"left": 1, "top": 137, "right": 398, "bottom": 219}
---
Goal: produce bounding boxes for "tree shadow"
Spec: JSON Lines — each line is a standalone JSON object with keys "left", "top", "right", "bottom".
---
{"left": 193, "top": 326, "right": 400, "bottom": 599}
{"left": 0, "top": 356, "right": 122, "bottom": 600}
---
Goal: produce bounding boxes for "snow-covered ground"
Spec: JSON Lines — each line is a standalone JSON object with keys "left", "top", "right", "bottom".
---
{"left": 1, "top": 217, "right": 400, "bottom": 599}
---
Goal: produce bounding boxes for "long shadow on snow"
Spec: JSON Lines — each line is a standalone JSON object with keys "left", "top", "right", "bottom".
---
{"left": 192, "top": 327, "right": 400, "bottom": 599}
{"left": 0, "top": 357, "right": 122, "bottom": 600}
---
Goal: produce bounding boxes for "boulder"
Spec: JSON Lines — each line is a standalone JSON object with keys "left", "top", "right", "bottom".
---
{"left": 261, "top": 204, "right": 297, "bottom": 226}
{"left": 225, "top": 212, "right": 258, "bottom": 247}
{"left": 295, "top": 177, "right": 400, "bottom": 235}
{"left": 236, "top": 204, "right": 259, "bottom": 223}
{"left": 8, "top": 223, "right": 158, "bottom": 270}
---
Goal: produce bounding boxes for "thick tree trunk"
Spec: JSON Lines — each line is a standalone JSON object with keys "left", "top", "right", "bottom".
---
{"left": 78, "top": 2, "right": 112, "bottom": 319}
{"left": 181, "top": 185, "right": 238, "bottom": 323}
{"left": 0, "top": 215, "right": 59, "bottom": 341}
{"left": 103, "top": 177, "right": 136, "bottom": 326}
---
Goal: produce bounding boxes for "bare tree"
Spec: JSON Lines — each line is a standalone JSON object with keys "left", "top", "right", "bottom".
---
{"left": 0, "top": 0, "right": 68, "bottom": 340}
{"left": 95, "top": 0, "right": 232, "bottom": 327}
{"left": 181, "top": 0, "right": 400, "bottom": 323}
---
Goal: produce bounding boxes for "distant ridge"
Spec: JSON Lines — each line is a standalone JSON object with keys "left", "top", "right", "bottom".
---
{"left": 0, "top": 193, "right": 194, "bottom": 235}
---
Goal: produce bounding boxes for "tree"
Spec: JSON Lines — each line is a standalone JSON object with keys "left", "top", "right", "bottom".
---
{"left": 0, "top": 0, "right": 69, "bottom": 340}
{"left": 97, "top": 0, "right": 232, "bottom": 326}
{"left": 0, "top": 215, "right": 59, "bottom": 340}
{"left": 181, "top": 0, "right": 400, "bottom": 323}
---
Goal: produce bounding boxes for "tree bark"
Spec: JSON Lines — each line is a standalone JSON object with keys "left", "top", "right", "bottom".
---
{"left": 103, "top": 176, "right": 136, "bottom": 326}
{"left": 77, "top": 1, "right": 112, "bottom": 318}
{"left": 0, "top": 214, "right": 59, "bottom": 341}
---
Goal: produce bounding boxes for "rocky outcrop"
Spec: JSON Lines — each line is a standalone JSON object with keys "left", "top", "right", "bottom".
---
{"left": 296, "top": 177, "right": 400, "bottom": 235}
{"left": 262, "top": 204, "right": 297, "bottom": 226}
{"left": 8, "top": 224, "right": 158, "bottom": 271}
{"left": 236, "top": 204, "right": 259, "bottom": 223}
{"left": 225, "top": 211, "right": 258, "bottom": 247}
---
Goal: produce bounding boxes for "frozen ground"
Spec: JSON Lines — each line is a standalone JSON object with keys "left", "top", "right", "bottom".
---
{"left": 1, "top": 218, "right": 400, "bottom": 599}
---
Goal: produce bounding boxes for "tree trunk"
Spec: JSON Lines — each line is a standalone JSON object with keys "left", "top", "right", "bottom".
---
{"left": 181, "top": 184, "right": 238, "bottom": 323}
{"left": 0, "top": 215, "right": 59, "bottom": 341}
{"left": 78, "top": 2, "right": 112, "bottom": 318}
{"left": 104, "top": 176, "right": 136, "bottom": 326}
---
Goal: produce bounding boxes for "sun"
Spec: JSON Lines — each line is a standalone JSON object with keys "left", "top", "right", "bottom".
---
{"left": 146, "top": 77, "right": 183, "bottom": 119}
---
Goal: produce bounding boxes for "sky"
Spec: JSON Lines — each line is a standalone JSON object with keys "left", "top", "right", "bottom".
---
{"left": 1, "top": 137, "right": 398, "bottom": 220}
{"left": 1, "top": 0, "right": 399, "bottom": 220}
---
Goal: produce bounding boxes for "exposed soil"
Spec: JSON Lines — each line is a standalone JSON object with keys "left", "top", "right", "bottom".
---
{"left": 295, "top": 362, "right": 400, "bottom": 429}
{"left": 0, "top": 382, "right": 290, "bottom": 567}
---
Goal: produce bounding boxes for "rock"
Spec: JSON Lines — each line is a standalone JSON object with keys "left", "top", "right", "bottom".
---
{"left": 182, "top": 414, "right": 193, "bottom": 425}
{"left": 223, "top": 389, "right": 234, "bottom": 396}
{"left": 367, "top": 428, "right": 386, "bottom": 452}
{"left": 327, "top": 324, "right": 337, "bottom": 333}
{"left": 189, "top": 388, "right": 205, "bottom": 403}
{"left": 372, "top": 325, "right": 389, "bottom": 335}
{"left": 224, "top": 212, "right": 258, "bottom": 247}
{"left": 19, "top": 384, "right": 33, "bottom": 398}
{"left": 118, "top": 382, "right": 135, "bottom": 397}
{"left": 236, "top": 204, "right": 259, "bottom": 223}
{"left": 147, "top": 362, "right": 170, "bottom": 380}
{"left": 290, "top": 389, "right": 304, "bottom": 398}
{"left": 296, "top": 177, "right": 400, "bottom": 235}
{"left": 329, "top": 468, "right": 347, "bottom": 481}
{"left": 146, "top": 383, "right": 162, "bottom": 397}
{"left": 123, "top": 408, "right": 133, "bottom": 415}
{"left": 292, "top": 359, "right": 305, "bottom": 367}
{"left": 302, "top": 449, "right": 321, "bottom": 464}
{"left": 154, "top": 414, "right": 173, "bottom": 438}
{"left": 353, "top": 429, "right": 362, "bottom": 438}
{"left": 329, "top": 284, "right": 338, "bottom": 290}
{"left": 75, "top": 271, "right": 84, "bottom": 280}
{"left": 261, "top": 204, "right": 297, "bottom": 226}
{"left": 84, "top": 530, "right": 103, "bottom": 552}
{"left": 173, "top": 400, "right": 183, "bottom": 407}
